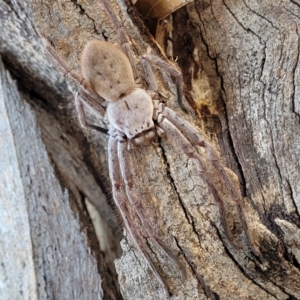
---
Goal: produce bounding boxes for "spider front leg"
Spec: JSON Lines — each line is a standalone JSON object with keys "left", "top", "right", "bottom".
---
{"left": 141, "top": 54, "right": 185, "bottom": 110}
{"left": 75, "top": 90, "right": 108, "bottom": 134}
{"left": 116, "top": 135, "right": 182, "bottom": 269}
{"left": 155, "top": 103, "right": 260, "bottom": 255}
{"left": 139, "top": 51, "right": 242, "bottom": 246}
{"left": 108, "top": 133, "right": 171, "bottom": 297}
{"left": 159, "top": 104, "right": 238, "bottom": 197}
{"left": 154, "top": 111, "right": 239, "bottom": 247}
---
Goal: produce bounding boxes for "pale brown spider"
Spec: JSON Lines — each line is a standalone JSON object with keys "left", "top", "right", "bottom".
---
{"left": 44, "top": 0, "right": 255, "bottom": 296}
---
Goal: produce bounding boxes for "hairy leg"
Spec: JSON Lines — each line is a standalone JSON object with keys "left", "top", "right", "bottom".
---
{"left": 101, "top": 0, "right": 185, "bottom": 102}
{"left": 141, "top": 54, "right": 185, "bottom": 109}
{"left": 44, "top": 40, "right": 95, "bottom": 94}
{"left": 155, "top": 104, "right": 260, "bottom": 254}
{"left": 44, "top": 40, "right": 109, "bottom": 132}
{"left": 75, "top": 91, "right": 108, "bottom": 134}
{"left": 154, "top": 111, "right": 239, "bottom": 247}
{"left": 108, "top": 134, "right": 170, "bottom": 296}
{"left": 117, "top": 139, "right": 182, "bottom": 270}
{"left": 100, "top": 0, "right": 139, "bottom": 80}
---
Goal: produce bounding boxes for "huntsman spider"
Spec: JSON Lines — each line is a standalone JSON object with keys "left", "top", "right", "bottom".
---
{"left": 44, "top": 0, "right": 254, "bottom": 296}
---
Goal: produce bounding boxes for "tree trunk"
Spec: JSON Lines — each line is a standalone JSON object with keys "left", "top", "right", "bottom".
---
{"left": 1, "top": 0, "right": 300, "bottom": 299}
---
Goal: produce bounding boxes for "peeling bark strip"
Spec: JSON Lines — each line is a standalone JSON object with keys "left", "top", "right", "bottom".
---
{"left": 0, "top": 0, "right": 299, "bottom": 299}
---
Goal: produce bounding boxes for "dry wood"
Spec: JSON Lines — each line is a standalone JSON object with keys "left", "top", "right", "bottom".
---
{"left": 1, "top": 0, "right": 300, "bottom": 299}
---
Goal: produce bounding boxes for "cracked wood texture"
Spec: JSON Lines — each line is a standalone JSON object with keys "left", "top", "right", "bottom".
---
{"left": 1, "top": 0, "right": 300, "bottom": 299}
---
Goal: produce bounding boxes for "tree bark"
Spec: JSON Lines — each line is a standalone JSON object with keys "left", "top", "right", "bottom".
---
{"left": 1, "top": 0, "right": 300, "bottom": 299}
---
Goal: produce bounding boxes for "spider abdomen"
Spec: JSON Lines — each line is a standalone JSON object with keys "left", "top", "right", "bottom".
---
{"left": 107, "top": 88, "right": 155, "bottom": 145}
{"left": 81, "top": 40, "right": 135, "bottom": 102}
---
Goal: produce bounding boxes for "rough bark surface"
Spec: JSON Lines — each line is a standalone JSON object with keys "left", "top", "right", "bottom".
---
{"left": 0, "top": 0, "right": 120, "bottom": 299}
{"left": 0, "top": 56, "right": 107, "bottom": 299}
{"left": 1, "top": 0, "right": 300, "bottom": 299}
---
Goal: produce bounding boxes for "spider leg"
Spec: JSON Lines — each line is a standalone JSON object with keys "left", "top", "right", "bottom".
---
{"left": 154, "top": 110, "right": 239, "bottom": 248}
{"left": 159, "top": 104, "right": 239, "bottom": 196}
{"left": 101, "top": 0, "right": 139, "bottom": 80}
{"left": 157, "top": 103, "right": 244, "bottom": 206}
{"left": 108, "top": 135, "right": 170, "bottom": 296}
{"left": 45, "top": 39, "right": 109, "bottom": 127}
{"left": 155, "top": 104, "right": 261, "bottom": 254}
{"left": 141, "top": 54, "right": 185, "bottom": 110}
{"left": 117, "top": 139, "right": 182, "bottom": 271}
{"left": 44, "top": 40, "right": 94, "bottom": 93}
{"left": 77, "top": 88, "right": 107, "bottom": 117}
{"left": 75, "top": 91, "right": 108, "bottom": 134}
{"left": 108, "top": 136, "right": 169, "bottom": 295}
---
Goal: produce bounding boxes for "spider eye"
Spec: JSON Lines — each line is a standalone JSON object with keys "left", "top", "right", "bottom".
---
{"left": 145, "top": 130, "right": 156, "bottom": 140}
{"left": 132, "top": 136, "right": 143, "bottom": 146}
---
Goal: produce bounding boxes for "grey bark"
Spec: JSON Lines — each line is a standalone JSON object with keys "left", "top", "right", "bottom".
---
{"left": 0, "top": 0, "right": 120, "bottom": 299}
{"left": 1, "top": 0, "right": 300, "bottom": 299}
